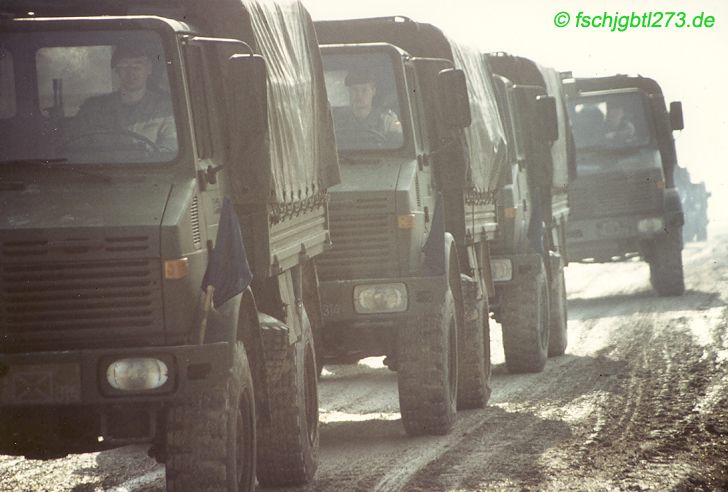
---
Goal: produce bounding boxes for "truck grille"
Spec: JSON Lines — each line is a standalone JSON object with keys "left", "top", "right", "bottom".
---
{"left": 317, "top": 197, "right": 398, "bottom": 281}
{"left": 2, "top": 235, "right": 154, "bottom": 259}
{"left": 1, "top": 259, "right": 163, "bottom": 345}
{"left": 569, "top": 175, "right": 661, "bottom": 220}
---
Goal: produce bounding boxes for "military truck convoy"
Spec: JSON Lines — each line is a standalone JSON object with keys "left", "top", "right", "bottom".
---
{"left": 1, "top": 1, "right": 694, "bottom": 489}
{"left": 0, "top": 0, "right": 339, "bottom": 489}
{"left": 564, "top": 75, "right": 686, "bottom": 297}
{"left": 312, "top": 16, "right": 575, "bottom": 435}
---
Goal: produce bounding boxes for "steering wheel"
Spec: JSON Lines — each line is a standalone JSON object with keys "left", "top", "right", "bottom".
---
{"left": 336, "top": 127, "right": 388, "bottom": 149}
{"left": 60, "top": 129, "right": 161, "bottom": 153}
{"left": 364, "top": 128, "right": 387, "bottom": 144}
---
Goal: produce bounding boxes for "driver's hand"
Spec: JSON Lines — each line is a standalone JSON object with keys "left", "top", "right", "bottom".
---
{"left": 382, "top": 110, "right": 402, "bottom": 135}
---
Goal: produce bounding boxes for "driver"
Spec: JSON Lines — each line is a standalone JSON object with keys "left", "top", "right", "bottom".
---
{"left": 603, "top": 102, "right": 635, "bottom": 144}
{"left": 68, "top": 42, "right": 177, "bottom": 152}
{"left": 335, "top": 68, "right": 402, "bottom": 144}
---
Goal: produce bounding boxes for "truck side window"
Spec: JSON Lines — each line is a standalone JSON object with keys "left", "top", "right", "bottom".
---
{"left": 0, "top": 48, "right": 16, "bottom": 118}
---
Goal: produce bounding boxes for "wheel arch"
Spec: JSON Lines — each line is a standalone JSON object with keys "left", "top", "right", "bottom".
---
{"left": 237, "top": 287, "right": 271, "bottom": 423}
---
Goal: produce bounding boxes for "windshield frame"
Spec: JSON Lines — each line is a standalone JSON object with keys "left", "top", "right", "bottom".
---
{"left": 321, "top": 42, "right": 416, "bottom": 158}
{"left": 569, "top": 88, "right": 657, "bottom": 154}
{"left": 0, "top": 16, "right": 190, "bottom": 170}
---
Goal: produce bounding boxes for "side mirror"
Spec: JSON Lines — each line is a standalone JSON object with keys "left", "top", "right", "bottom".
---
{"left": 228, "top": 54, "right": 268, "bottom": 141}
{"left": 535, "top": 95, "right": 559, "bottom": 142}
{"left": 437, "top": 68, "right": 471, "bottom": 129}
{"left": 669, "top": 101, "right": 684, "bottom": 131}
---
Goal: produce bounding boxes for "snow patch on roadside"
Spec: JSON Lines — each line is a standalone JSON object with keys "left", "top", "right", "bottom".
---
{"left": 535, "top": 392, "right": 606, "bottom": 425}
{"left": 320, "top": 410, "right": 400, "bottom": 423}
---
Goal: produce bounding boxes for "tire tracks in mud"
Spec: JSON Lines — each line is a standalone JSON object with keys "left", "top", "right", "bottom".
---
{"left": 568, "top": 312, "right": 728, "bottom": 490}
{"left": 402, "top": 236, "right": 728, "bottom": 491}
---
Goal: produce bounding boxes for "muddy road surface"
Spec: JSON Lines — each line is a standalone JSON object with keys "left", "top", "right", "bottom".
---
{"left": 2, "top": 225, "right": 728, "bottom": 491}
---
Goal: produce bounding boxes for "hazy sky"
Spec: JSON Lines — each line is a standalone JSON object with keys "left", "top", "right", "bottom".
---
{"left": 305, "top": 0, "right": 728, "bottom": 216}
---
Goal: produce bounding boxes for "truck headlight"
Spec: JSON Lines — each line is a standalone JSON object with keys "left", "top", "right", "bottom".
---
{"left": 637, "top": 218, "right": 664, "bottom": 234}
{"left": 354, "top": 283, "right": 408, "bottom": 314}
{"left": 106, "top": 358, "right": 169, "bottom": 391}
{"left": 490, "top": 258, "right": 513, "bottom": 282}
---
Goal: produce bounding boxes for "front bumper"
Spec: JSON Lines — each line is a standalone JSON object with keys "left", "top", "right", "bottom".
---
{"left": 566, "top": 212, "right": 683, "bottom": 261}
{"left": 490, "top": 253, "right": 543, "bottom": 287}
{"left": 0, "top": 342, "right": 231, "bottom": 407}
{"left": 319, "top": 275, "right": 447, "bottom": 326}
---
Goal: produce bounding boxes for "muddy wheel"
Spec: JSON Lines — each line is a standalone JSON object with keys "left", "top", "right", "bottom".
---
{"left": 397, "top": 289, "right": 458, "bottom": 436}
{"left": 456, "top": 274, "right": 492, "bottom": 409}
{"left": 165, "top": 341, "right": 256, "bottom": 492}
{"left": 500, "top": 259, "right": 550, "bottom": 373}
{"left": 256, "top": 312, "right": 319, "bottom": 486}
{"left": 548, "top": 255, "right": 568, "bottom": 357}
{"left": 649, "top": 229, "right": 685, "bottom": 297}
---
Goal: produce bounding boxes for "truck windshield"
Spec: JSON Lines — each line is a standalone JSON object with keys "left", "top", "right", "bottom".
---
{"left": 0, "top": 29, "right": 179, "bottom": 166}
{"left": 322, "top": 52, "right": 405, "bottom": 152}
{"left": 569, "top": 92, "right": 652, "bottom": 152}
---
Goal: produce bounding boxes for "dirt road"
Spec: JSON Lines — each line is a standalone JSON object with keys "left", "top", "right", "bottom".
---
{"left": 2, "top": 226, "right": 727, "bottom": 491}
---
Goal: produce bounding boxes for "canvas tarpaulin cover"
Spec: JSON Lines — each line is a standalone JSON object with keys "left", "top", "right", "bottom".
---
{"left": 188, "top": 0, "right": 340, "bottom": 205}
{"left": 449, "top": 41, "right": 508, "bottom": 196}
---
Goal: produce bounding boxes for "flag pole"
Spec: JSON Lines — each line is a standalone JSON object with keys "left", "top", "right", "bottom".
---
{"left": 199, "top": 285, "right": 215, "bottom": 345}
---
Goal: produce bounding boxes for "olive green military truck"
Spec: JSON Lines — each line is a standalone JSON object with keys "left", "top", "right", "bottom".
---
{"left": 0, "top": 1, "right": 340, "bottom": 490}
{"left": 486, "top": 53, "right": 576, "bottom": 373}
{"left": 564, "top": 75, "right": 685, "bottom": 296}
{"left": 313, "top": 16, "right": 509, "bottom": 436}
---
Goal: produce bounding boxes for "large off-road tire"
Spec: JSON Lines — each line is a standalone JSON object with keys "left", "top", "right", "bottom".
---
{"left": 548, "top": 255, "right": 568, "bottom": 357}
{"left": 500, "top": 259, "right": 550, "bottom": 373}
{"left": 256, "top": 313, "right": 319, "bottom": 487}
{"left": 165, "top": 341, "right": 256, "bottom": 492}
{"left": 649, "top": 229, "right": 685, "bottom": 297}
{"left": 397, "top": 289, "right": 458, "bottom": 436}
{"left": 456, "top": 274, "right": 492, "bottom": 410}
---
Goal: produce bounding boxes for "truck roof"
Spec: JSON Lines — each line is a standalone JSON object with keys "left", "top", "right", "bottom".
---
{"left": 572, "top": 74, "right": 664, "bottom": 97}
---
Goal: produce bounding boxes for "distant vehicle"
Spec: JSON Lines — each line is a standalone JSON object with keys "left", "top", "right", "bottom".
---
{"left": 675, "top": 166, "right": 710, "bottom": 242}
{"left": 564, "top": 75, "right": 685, "bottom": 296}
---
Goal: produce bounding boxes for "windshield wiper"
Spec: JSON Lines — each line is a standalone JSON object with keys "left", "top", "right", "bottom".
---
{"left": 3, "top": 158, "right": 113, "bottom": 182}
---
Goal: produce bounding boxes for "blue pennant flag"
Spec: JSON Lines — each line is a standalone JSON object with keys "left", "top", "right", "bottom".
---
{"left": 201, "top": 197, "right": 253, "bottom": 307}
{"left": 422, "top": 195, "right": 446, "bottom": 275}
